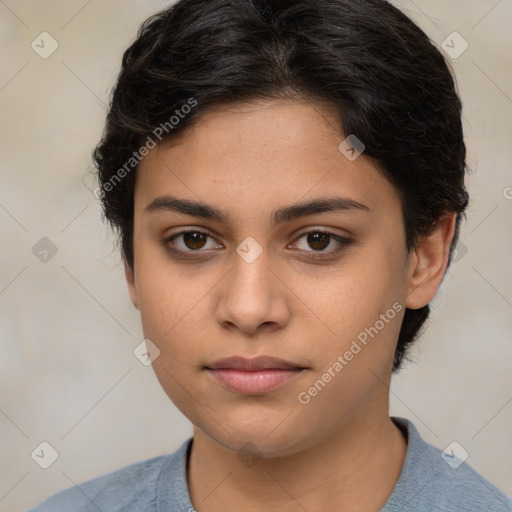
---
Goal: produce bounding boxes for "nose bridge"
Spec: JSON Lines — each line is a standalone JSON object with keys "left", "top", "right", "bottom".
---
{"left": 219, "top": 245, "right": 288, "bottom": 333}
{"left": 228, "top": 247, "right": 272, "bottom": 305}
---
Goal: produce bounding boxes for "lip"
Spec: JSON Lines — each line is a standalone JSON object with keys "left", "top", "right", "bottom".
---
{"left": 205, "top": 356, "right": 307, "bottom": 394}
{"left": 206, "top": 355, "right": 305, "bottom": 371}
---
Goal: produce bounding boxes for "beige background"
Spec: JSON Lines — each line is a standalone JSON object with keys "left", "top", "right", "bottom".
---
{"left": 0, "top": 1, "right": 511, "bottom": 510}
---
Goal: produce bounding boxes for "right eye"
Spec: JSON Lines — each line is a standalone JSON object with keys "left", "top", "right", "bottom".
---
{"left": 162, "top": 229, "right": 223, "bottom": 259}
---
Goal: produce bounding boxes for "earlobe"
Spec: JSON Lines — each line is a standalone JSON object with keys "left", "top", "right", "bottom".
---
{"left": 405, "top": 213, "right": 457, "bottom": 310}
{"left": 124, "top": 261, "right": 139, "bottom": 310}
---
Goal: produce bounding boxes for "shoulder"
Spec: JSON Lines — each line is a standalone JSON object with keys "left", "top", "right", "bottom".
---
{"left": 387, "top": 418, "right": 512, "bottom": 512}
{"left": 422, "top": 439, "right": 512, "bottom": 511}
{"left": 27, "top": 439, "right": 192, "bottom": 512}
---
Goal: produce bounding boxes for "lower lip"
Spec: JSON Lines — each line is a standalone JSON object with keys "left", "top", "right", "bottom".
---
{"left": 206, "top": 368, "right": 304, "bottom": 394}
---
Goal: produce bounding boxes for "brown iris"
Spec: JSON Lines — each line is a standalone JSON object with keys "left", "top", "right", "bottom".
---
{"left": 183, "top": 232, "right": 208, "bottom": 250}
{"left": 307, "top": 232, "right": 330, "bottom": 251}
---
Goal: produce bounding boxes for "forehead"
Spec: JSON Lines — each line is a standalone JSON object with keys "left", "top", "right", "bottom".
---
{"left": 135, "top": 99, "right": 401, "bottom": 222}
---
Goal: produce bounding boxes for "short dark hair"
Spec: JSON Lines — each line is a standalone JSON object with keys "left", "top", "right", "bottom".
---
{"left": 93, "top": 0, "right": 469, "bottom": 371}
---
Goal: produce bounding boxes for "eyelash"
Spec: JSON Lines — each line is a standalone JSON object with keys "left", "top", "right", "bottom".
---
{"left": 162, "top": 229, "right": 354, "bottom": 262}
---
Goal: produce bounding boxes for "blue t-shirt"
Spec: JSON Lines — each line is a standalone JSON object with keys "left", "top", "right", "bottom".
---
{"left": 28, "top": 417, "right": 512, "bottom": 511}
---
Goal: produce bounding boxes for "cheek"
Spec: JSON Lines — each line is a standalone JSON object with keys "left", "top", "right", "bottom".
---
{"left": 291, "top": 260, "right": 405, "bottom": 427}
{"left": 136, "top": 270, "right": 206, "bottom": 347}
{"left": 305, "top": 255, "right": 404, "bottom": 339}
{"left": 135, "top": 267, "right": 209, "bottom": 411}
{"left": 133, "top": 249, "right": 223, "bottom": 382}
{"left": 133, "top": 236, "right": 203, "bottom": 331}
{"left": 295, "top": 248, "right": 407, "bottom": 390}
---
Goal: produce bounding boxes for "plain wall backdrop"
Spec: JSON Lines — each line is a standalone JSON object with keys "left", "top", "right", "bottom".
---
{"left": 0, "top": 1, "right": 511, "bottom": 510}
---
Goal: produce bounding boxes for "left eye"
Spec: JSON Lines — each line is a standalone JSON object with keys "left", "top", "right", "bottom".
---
{"left": 292, "top": 231, "right": 349, "bottom": 252}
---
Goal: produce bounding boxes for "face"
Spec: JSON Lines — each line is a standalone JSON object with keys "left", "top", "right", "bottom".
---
{"left": 125, "top": 99, "right": 446, "bottom": 458}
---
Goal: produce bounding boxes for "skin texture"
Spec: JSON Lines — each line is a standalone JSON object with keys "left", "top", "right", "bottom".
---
{"left": 125, "top": 99, "right": 456, "bottom": 511}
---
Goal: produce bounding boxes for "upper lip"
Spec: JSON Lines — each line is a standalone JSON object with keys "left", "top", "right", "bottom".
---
{"left": 205, "top": 356, "right": 306, "bottom": 371}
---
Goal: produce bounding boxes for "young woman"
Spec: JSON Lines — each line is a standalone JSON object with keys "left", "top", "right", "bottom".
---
{"left": 30, "top": 0, "right": 512, "bottom": 510}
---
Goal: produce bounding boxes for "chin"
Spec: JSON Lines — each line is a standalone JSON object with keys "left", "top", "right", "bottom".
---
{"left": 194, "top": 410, "right": 319, "bottom": 460}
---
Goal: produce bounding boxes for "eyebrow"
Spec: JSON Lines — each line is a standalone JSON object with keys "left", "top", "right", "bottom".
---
{"left": 144, "top": 195, "right": 371, "bottom": 227}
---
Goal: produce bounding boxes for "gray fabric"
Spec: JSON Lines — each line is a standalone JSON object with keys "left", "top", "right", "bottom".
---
{"left": 28, "top": 417, "right": 512, "bottom": 511}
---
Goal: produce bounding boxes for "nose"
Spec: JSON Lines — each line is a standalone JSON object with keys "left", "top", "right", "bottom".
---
{"left": 216, "top": 251, "right": 291, "bottom": 336}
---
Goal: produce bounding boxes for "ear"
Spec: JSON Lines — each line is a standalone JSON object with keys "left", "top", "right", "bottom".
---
{"left": 124, "top": 260, "right": 139, "bottom": 310}
{"left": 405, "top": 213, "right": 457, "bottom": 310}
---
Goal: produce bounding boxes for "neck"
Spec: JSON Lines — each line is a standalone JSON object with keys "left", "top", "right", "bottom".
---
{"left": 187, "top": 410, "right": 407, "bottom": 512}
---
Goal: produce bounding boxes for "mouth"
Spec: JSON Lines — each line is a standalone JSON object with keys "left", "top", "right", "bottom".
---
{"left": 204, "top": 356, "right": 308, "bottom": 394}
